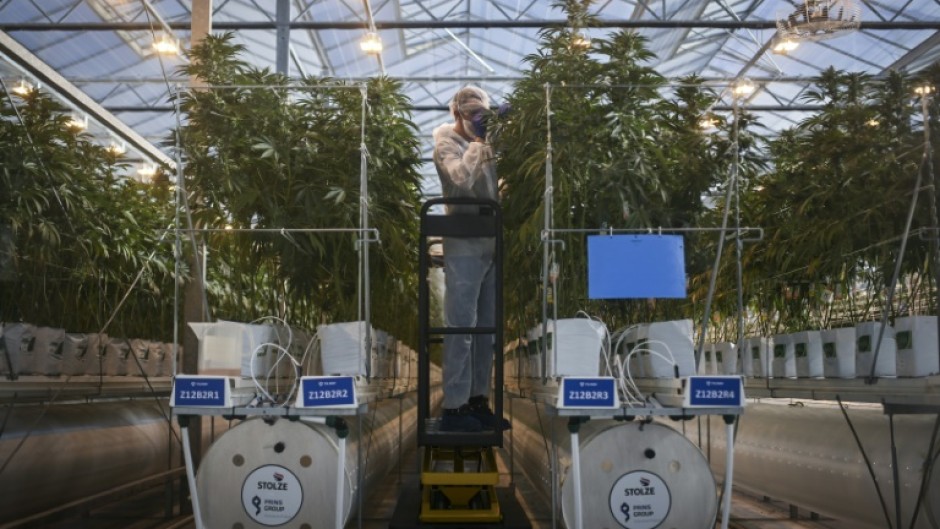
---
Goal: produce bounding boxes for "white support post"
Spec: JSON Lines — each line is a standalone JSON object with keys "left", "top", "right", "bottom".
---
{"left": 720, "top": 419, "right": 736, "bottom": 529}
{"left": 180, "top": 423, "right": 205, "bottom": 529}
{"left": 570, "top": 427, "right": 583, "bottom": 529}
{"left": 336, "top": 435, "right": 347, "bottom": 529}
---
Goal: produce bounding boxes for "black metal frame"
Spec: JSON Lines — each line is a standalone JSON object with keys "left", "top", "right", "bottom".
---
{"left": 418, "top": 197, "right": 504, "bottom": 448}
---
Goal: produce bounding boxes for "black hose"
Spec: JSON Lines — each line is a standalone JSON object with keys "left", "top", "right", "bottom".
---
{"left": 909, "top": 413, "right": 940, "bottom": 529}
{"left": 836, "top": 396, "right": 894, "bottom": 529}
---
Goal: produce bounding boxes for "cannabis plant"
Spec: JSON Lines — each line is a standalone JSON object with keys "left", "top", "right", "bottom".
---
{"left": 729, "top": 68, "right": 929, "bottom": 333}
{"left": 496, "top": 1, "right": 749, "bottom": 336}
{"left": 0, "top": 86, "right": 176, "bottom": 339}
{"left": 177, "top": 34, "right": 422, "bottom": 342}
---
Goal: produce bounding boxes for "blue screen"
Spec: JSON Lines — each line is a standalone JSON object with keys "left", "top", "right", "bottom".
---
{"left": 588, "top": 235, "right": 686, "bottom": 299}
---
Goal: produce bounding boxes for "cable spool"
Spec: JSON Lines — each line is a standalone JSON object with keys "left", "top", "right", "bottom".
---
{"left": 562, "top": 421, "right": 718, "bottom": 529}
{"left": 511, "top": 397, "right": 718, "bottom": 529}
{"left": 196, "top": 418, "right": 355, "bottom": 528}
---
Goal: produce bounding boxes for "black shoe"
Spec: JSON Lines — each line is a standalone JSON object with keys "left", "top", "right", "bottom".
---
{"left": 440, "top": 405, "right": 483, "bottom": 432}
{"left": 468, "top": 395, "right": 511, "bottom": 430}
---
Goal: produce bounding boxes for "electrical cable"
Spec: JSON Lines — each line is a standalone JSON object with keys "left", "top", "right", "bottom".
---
{"left": 622, "top": 346, "right": 677, "bottom": 403}
{"left": 836, "top": 395, "right": 894, "bottom": 529}
{"left": 574, "top": 310, "right": 615, "bottom": 377}
{"left": 610, "top": 325, "right": 643, "bottom": 404}
{"left": 0, "top": 393, "right": 15, "bottom": 441}
{"left": 925, "top": 444, "right": 940, "bottom": 529}
{"left": 909, "top": 413, "right": 940, "bottom": 529}
{"left": 141, "top": 3, "right": 211, "bottom": 324}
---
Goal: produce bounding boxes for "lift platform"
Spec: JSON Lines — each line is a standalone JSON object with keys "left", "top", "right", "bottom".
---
{"left": 390, "top": 197, "right": 529, "bottom": 528}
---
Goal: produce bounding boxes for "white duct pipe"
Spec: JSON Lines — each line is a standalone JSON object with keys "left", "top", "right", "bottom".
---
{"left": 684, "top": 401, "right": 940, "bottom": 529}
{"left": 0, "top": 400, "right": 229, "bottom": 523}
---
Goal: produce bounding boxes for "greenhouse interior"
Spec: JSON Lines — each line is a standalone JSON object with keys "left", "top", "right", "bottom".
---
{"left": 2, "top": 1, "right": 940, "bottom": 528}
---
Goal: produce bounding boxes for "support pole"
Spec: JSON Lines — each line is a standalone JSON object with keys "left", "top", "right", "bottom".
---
{"left": 179, "top": 417, "right": 205, "bottom": 529}
{"left": 550, "top": 410, "right": 557, "bottom": 529}
{"left": 331, "top": 418, "right": 350, "bottom": 529}
{"left": 568, "top": 417, "right": 587, "bottom": 529}
{"left": 541, "top": 83, "right": 553, "bottom": 382}
{"left": 720, "top": 415, "right": 736, "bottom": 529}
{"left": 275, "top": 0, "right": 290, "bottom": 75}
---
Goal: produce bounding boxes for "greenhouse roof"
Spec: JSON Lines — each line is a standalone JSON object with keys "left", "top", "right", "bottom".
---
{"left": 1, "top": 0, "right": 940, "bottom": 193}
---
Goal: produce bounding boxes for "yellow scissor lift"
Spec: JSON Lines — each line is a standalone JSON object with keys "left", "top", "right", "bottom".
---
{"left": 390, "top": 198, "right": 529, "bottom": 529}
{"left": 420, "top": 445, "right": 501, "bottom": 523}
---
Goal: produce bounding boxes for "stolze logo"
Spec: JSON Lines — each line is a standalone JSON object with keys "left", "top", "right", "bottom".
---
{"left": 274, "top": 472, "right": 284, "bottom": 482}
{"left": 640, "top": 477, "right": 650, "bottom": 487}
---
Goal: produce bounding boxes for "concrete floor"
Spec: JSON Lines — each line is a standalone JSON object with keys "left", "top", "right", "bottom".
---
{"left": 352, "top": 444, "right": 853, "bottom": 529}
{"left": 38, "top": 442, "right": 856, "bottom": 529}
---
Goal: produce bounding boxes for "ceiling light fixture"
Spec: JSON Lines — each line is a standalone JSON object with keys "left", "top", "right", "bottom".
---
{"left": 571, "top": 32, "right": 592, "bottom": 50}
{"left": 138, "top": 164, "right": 157, "bottom": 180}
{"left": 914, "top": 84, "right": 935, "bottom": 96}
{"left": 12, "top": 79, "right": 35, "bottom": 96}
{"left": 772, "top": 38, "right": 800, "bottom": 54}
{"left": 107, "top": 141, "right": 127, "bottom": 156}
{"left": 776, "top": 0, "right": 861, "bottom": 43}
{"left": 699, "top": 117, "right": 719, "bottom": 130}
{"left": 360, "top": 31, "right": 383, "bottom": 54}
{"left": 66, "top": 113, "right": 88, "bottom": 131}
{"left": 153, "top": 35, "right": 180, "bottom": 55}
{"left": 732, "top": 79, "right": 755, "bottom": 98}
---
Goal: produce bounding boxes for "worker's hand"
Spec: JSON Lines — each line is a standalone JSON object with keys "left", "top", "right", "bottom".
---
{"left": 470, "top": 112, "right": 487, "bottom": 139}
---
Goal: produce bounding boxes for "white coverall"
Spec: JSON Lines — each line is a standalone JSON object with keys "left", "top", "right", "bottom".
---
{"left": 432, "top": 121, "right": 499, "bottom": 410}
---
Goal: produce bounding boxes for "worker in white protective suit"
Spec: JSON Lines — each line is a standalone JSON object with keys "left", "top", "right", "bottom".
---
{"left": 432, "top": 86, "right": 509, "bottom": 433}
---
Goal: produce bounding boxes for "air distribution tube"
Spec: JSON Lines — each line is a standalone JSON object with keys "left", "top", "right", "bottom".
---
{"left": 0, "top": 399, "right": 229, "bottom": 523}
{"left": 683, "top": 401, "right": 940, "bottom": 529}
{"left": 507, "top": 395, "right": 719, "bottom": 529}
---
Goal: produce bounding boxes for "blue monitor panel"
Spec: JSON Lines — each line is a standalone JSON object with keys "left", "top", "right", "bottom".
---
{"left": 587, "top": 234, "right": 687, "bottom": 299}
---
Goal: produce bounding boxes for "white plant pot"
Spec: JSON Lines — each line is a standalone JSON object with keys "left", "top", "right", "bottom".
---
{"left": 546, "top": 318, "right": 607, "bottom": 377}
{"left": 745, "top": 337, "right": 773, "bottom": 378}
{"left": 792, "top": 330, "right": 824, "bottom": 378}
{"left": 714, "top": 342, "right": 737, "bottom": 375}
{"left": 639, "top": 320, "right": 694, "bottom": 378}
{"left": 855, "top": 321, "right": 897, "bottom": 378}
{"left": 317, "top": 321, "right": 370, "bottom": 376}
{"left": 894, "top": 316, "right": 939, "bottom": 377}
{"left": 771, "top": 334, "right": 796, "bottom": 379}
{"left": 820, "top": 328, "right": 855, "bottom": 378}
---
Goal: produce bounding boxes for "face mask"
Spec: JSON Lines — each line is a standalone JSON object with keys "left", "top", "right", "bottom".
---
{"left": 462, "top": 118, "right": 481, "bottom": 138}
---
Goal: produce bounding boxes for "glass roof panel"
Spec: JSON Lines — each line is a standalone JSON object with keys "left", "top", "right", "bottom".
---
{"left": 0, "top": 0, "right": 938, "bottom": 185}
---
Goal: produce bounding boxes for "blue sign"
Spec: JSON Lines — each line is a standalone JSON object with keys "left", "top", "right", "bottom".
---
{"left": 299, "top": 376, "right": 357, "bottom": 408}
{"left": 684, "top": 376, "right": 744, "bottom": 408}
{"left": 172, "top": 376, "right": 229, "bottom": 407}
{"left": 558, "top": 377, "right": 618, "bottom": 409}
{"left": 587, "top": 235, "right": 687, "bottom": 299}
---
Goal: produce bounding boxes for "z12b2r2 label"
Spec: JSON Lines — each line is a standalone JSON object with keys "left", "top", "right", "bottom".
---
{"left": 608, "top": 470, "right": 671, "bottom": 529}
